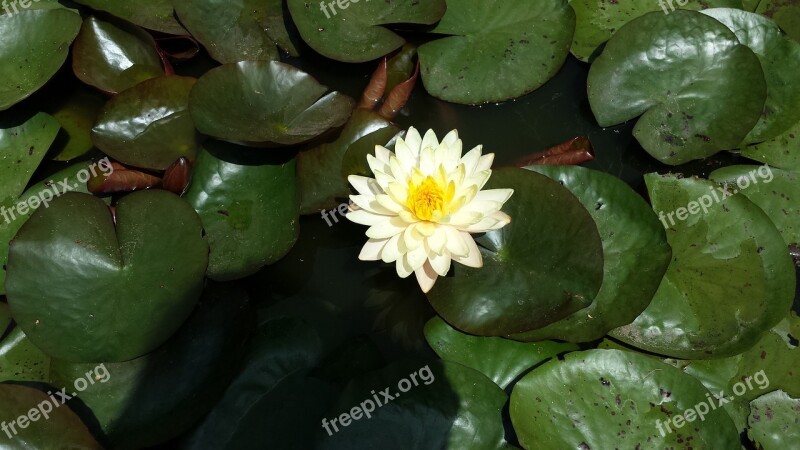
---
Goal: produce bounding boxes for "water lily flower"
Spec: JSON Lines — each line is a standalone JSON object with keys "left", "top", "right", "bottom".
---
{"left": 346, "top": 127, "right": 514, "bottom": 293}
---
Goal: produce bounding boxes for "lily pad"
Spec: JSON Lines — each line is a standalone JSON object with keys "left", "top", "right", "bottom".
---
{"left": 72, "top": 16, "right": 164, "bottom": 94}
{"left": 0, "top": 6, "right": 82, "bottom": 110}
{"left": 588, "top": 10, "right": 767, "bottom": 165}
{"left": 6, "top": 190, "right": 208, "bottom": 362}
{"left": 703, "top": 8, "right": 800, "bottom": 143}
{"left": 510, "top": 349, "right": 740, "bottom": 449}
{"left": 610, "top": 174, "right": 795, "bottom": 359}
{"left": 298, "top": 108, "right": 399, "bottom": 214}
{"left": 189, "top": 61, "right": 355, "bottom": 146}
{"left": 747, "top": 390, "right": 800, "bottom": 450}
{"left": 318, "top": 360, "right": 508, "bottom": 450}
{"left": 185, "top": 140, "right": 299, "bottom": 281}
{"left": 710, "top": 165, "right": 800, "bottom": 246}
{"left": 0, "top": 384, "right": 102, "bottom": 449}
{"left": 174, "top": 0, "right": 296, "bottom": 64}
{"left": 757, "top": 0, "right": 800, "bottom": 41}
{"left": 424, "top": 316, "right": 578, "bottom": 389}
{"left": 0, "top": 113, "right": 59, "bottom": 200}
{"left": 71, "top": 0, "right": 185, "bottom": 34}
{"left": 0, "top": 162, "right": 97, "bottom": 296}
{"left": 0, "top": 303, "right": 49, "bottom": 383}
{"left": 47, "top": 88, "right": 105, "bottom": 161}
{"left": 287, "top": 0, "right": 445, "bottom": 63}
{"left": 184, "top": 318, "right": 332, "bottom": 450}
{"left": 92, "top": 76, "right": 200, "bottom": 170}
{"left": 49, "top": 282, "right": 253, "bottom": 449}
{"left": 569, "top": 0, "right": 743, "bottom": 62}
{"left": 740, "top": 117, "right": 800, "bottom": 169}
{"left": 418, "top": 0, "right": 575, "bottom": 104}
{"left": 510, "top": 165, "right": 671, "bottom": 343}
{"left": 426, "top": 167, "right": 604, "bottom": 336}
{"left": 665, "top": 314, "right": 799, "bottom": 432}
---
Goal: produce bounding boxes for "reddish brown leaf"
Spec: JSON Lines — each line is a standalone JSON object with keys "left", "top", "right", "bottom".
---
{"left": 358, "top": 58, "right": 388, "bottom": 110}
{"left": 162, "top": 157, "right": 192, "bottom": 195}
{"left": 377, "top": 61, "right": 419, "bottom": 120}
{"left": 515, "top": 137, "right": 595, "bottom": 167}
{"left": 88, "top": 162, "right": 161, "bottom": 194}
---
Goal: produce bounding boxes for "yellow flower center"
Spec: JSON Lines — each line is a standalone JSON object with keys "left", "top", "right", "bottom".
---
{"left": 407, "top": 176, "right": 445, "bottom": 221}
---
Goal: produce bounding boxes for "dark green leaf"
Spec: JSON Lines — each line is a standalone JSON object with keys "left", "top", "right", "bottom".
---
{"left": 511, "top": 165, "right": 671, "bottom": 343}
{"left": 189, "top": 61, "right": 355, "bottom": 146}
{"left": 747, "top": 390, "right": 800, "bottom": 450}
{"left": 287, "top": 0, "right": 445, "bottom": 63}
{"left": 418, "top": 0, "right": 575, "bottom": 104}
{"left": 72, "top": 16, "right": 164, "bottom": 94}
{"left": 610, "top": 174, "right": 795, "bottom": 358}
{"left": 588, "top": 10, "right": 767, "bottom": 165}
{"left": 426, "top": 167, "right": 604, "bottom": 336}
{"left": 92, "top": 76, "right": 200, "bottom": 170}
{"left": 510, "top": 349, "right": 740, "bottom": 449}
{"left": 6, "top": 190, "right": 208, "bottom": 362}
{"left": 72, "top": 0, "right": 185, "bottom": 34}
{"left": 0, "top": 304, "right": 49, "bottom": 383}
{"left": 185, "top": 140, "right": 299, "bottom": 281}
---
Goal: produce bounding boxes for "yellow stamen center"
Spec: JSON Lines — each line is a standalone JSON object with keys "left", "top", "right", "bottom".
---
{"left": 407, "top": 176, "right": 445, "bottom": 221}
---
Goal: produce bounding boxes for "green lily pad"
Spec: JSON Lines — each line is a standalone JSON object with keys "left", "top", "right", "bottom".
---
{"left": 47, "top": 88, "right": 105, "bottom": 161}
{"left": 189, "top": 61, "right": 355, "bottom": 147}
{"left": 510, "top": 165, "right": 671, "bottom": 343}
{"left": 287, "top": 0, "right": 445, "bottom": 63}
{"left": 569, "top": 0, "right": 743, "bottom": 62}
{"left": 740, "top": 117, "right": 800, "bottom": 169}
{"left": 184, "top": 318, "right": 333, "bottom": 450}
{"left": 426, "top": 167, "right": 604, "bottom": 336}
{"left": 72, "top": 16, "right": 164, "bottom": 94}
{"left": 0, "top": 6, "right": 82, "bottom": 110}
{"left": 610, "top": 174, "right": 795, "bottom": 359}
{"left": 710, "top": 165, "right": 800, "bottom": 246}
{"left": 6, "top": 190, "right": 208, "bottom": 362}
{"left": 418, "top": 0, "right": 575, "bottom": 105}
{"left": 757, "top": 0, "right": 800, "bottom": 41}
{"left": 588, "top": 10, "right": 767, "bottom": 165}
{"left": 174, "top": 0, "right": 297, "bottom": 63}
{"left": 92, "top": 76, "right": 200, "bottom": 170}
{"left": 510, "top": 349, "right": 740, "bottom": 449}
{"left": 299, "top": 108, "right": 399, "bottom": 214}
{"left": 424, "top": 316, "right": 578, "bottom": 389}
{"left": 71, "top": 0, "right": 185, "bottom": 34}
{"left": 0, "top": 162, "right": 98, "bottom": 296}
{"left": 49, "top": 282, "right": 253, "bottom": 449}
{"left": 0, "top": 113, "right": 59, "bottom": 200}
{"left": 185, "top": 140, "right": 299, "bottom": 281}
{"left": 665, "top": 314, "right": 799, "bottom": 432}
{"left": 703, "top": 8, "right": 800, "bottom": 143}
{"left": 0, "top": 303, "right": 49, "bottom": 383}
{"left": 0, "top": 384, "right": 102, "bottom": 449}
{"left": 747, "top": 390, "right": 800, "bottom": 450}
{"left": 318, "top": 360, "right": 508, "bottom": 450}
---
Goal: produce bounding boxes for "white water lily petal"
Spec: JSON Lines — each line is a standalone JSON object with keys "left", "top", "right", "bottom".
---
{"left": 366, "top": 216, "right": 407, "bottom": 239}
{"left": 348, "top": 209, "right": 388, "bottom": 226}
{"left": 348, "top": 175, "right": 382, "bottom": 196}
{"left": 351, "top": 195, "right": 394, "bottom": 215}
{"left": 402, "top": 225, "right": 424, "bottom": 252}
{"left": 453, "top": 233, "right": 483, "bottom": 268}
{"left": 421, "top": 129, "right": 439, "bottom": 152}
{"left": 396, "top": 255, "right": 414, "bottom": 278}
{"left": 415, "top": 261, "right": 438, "bottom": 293}
{"left": 367, "top": 154, "right": 390, "bottom": 175}
{"left": 419, "top": 146, "right": 436, "bottom": 175}
{"left": 381, "top": 234, "right": 402, "bottom": 263}
{"left": 428, "top": 226, "right": 448, "bottom": 254}
{"left": 461, "top": 146, "right": 482, "bottom": 175}
{"left": 405, "top": 127, "right": 422, "bottom": 153}
{"left": 429, "top": 251, "right": 452, "bottom": 276}
{"left": 444, "top": 225, "right": 469, "bottom": 257}
{"left": 375, "top": 145, "right": 392, "bottom": 163}
{"left": 359, "top": 238, "right": 387, "bottom": 261}
{"left": 375, "top": 194, "right": 404, "bottom": 213}
{"left": 407, "top": 243, "right": 429, "bottom": 271}
{"left": 473, "top": 188, "right": 514, "bottom": 204}
{"left": 476, "top": 153, "right": 494, "bottom": 172}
